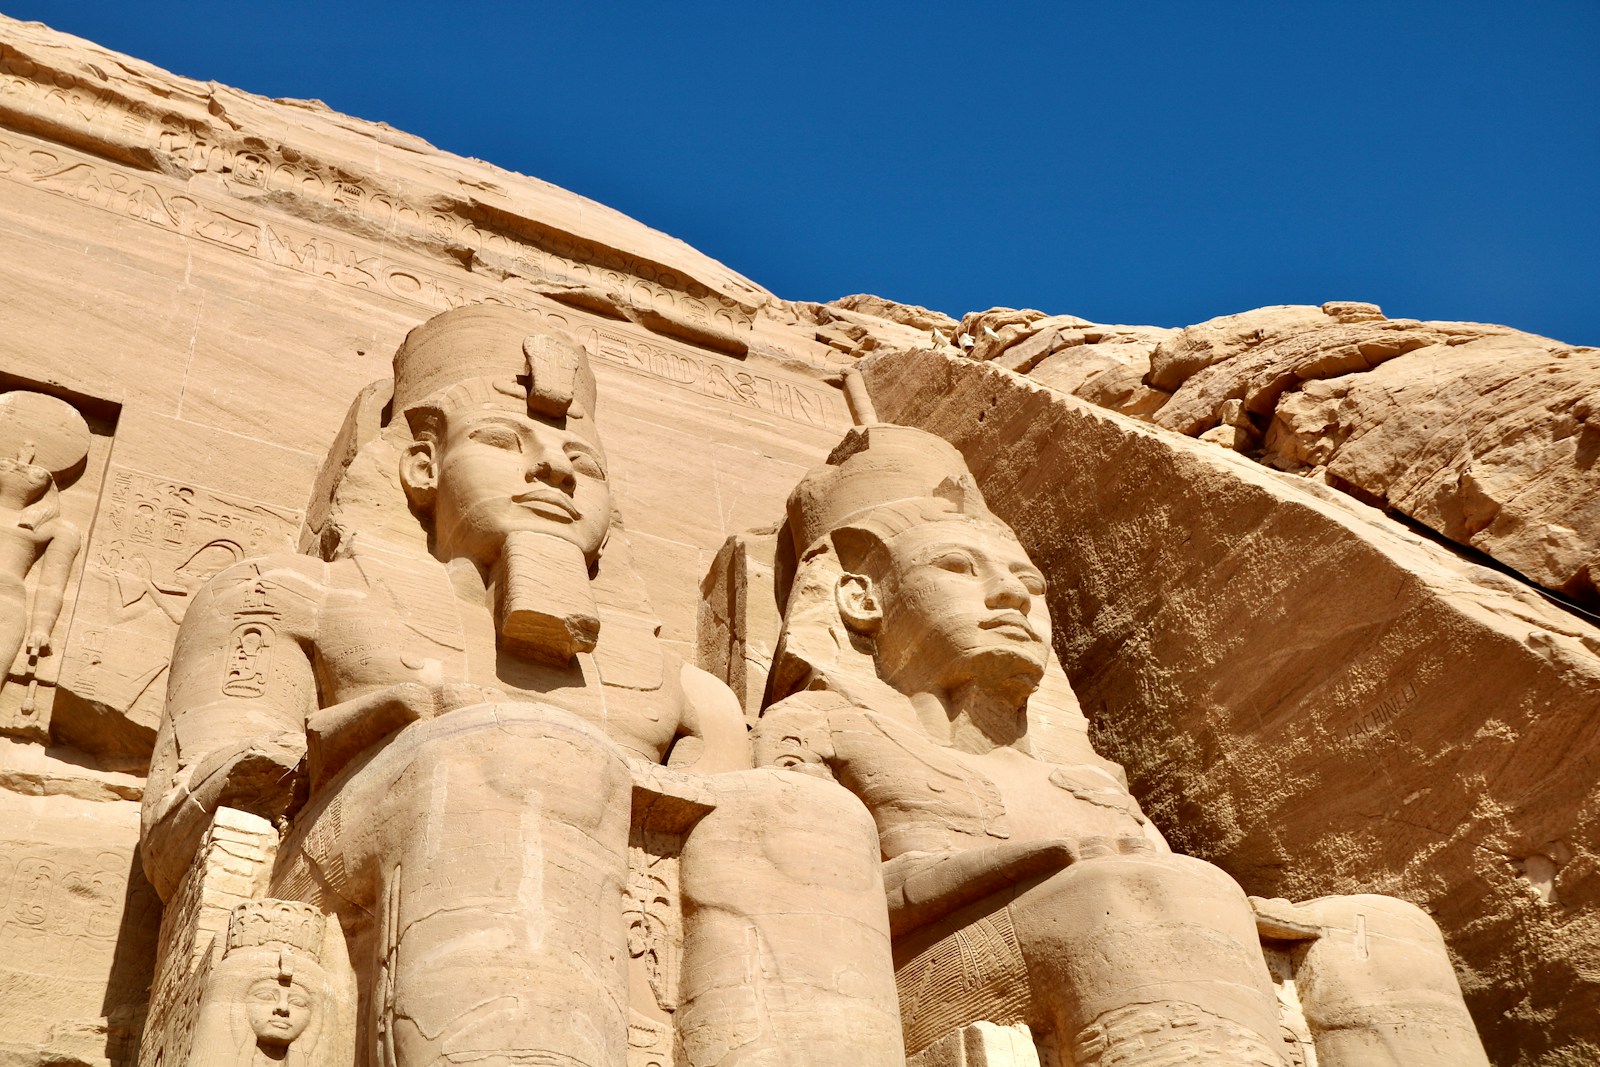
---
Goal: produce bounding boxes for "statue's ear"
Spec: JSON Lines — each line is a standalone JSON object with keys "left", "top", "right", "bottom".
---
{"left": 399, "top": 439, "right": 438, "bottom": 510}
{"left": 836, "top": 572, "right": 882, "bottom": 636}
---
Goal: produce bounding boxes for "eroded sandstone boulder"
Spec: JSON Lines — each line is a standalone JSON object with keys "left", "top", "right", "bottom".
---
{"left": 923, "top": 300, "right": 1600, "bottom": 613}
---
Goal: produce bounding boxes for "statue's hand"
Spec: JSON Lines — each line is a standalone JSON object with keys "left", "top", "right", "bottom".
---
{"left": 1249, "top": 896, "right": 1324, "bottom": 941}
{"left": 1035, "top": 837, "right": 1084, "bottom": 869}
{"left": 189, "top": 734, "right": 307, "bottom": 821}
{"left": 886, "top": 837, "right": 1086, "bottom": 936}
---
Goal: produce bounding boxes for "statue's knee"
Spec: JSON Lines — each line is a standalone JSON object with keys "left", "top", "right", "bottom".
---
{"left": 687, "top": 769, "right": 881, "bottom": 905}
{"left": 1296, "top": 893, "right": 1465, "bottom": 1000}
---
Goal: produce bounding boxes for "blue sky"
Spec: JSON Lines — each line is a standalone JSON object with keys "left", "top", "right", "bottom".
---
{"left": 7, "top": 1, "right": 1598, "bottom": 343}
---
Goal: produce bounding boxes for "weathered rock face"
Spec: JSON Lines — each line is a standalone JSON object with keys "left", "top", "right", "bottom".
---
{"left": 835, "top": 299, "right": 1600, "bottom": 614}
{"left": 859, "top": 345, "right": 1600, "bottom": 1065}
{"left": 0, "top": 11, "right": 1590, "bottom": 1067}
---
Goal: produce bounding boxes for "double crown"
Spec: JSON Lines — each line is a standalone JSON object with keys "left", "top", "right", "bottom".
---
{"left": 785, "top": 423, "right": 998, "bottom": 557}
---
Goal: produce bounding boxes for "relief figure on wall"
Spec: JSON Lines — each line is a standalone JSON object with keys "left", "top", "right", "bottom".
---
{"left": 753, "top": 423, "right": 1489, "bottom": 1066}
{"left": 142, "top": 306, "right": 904, "bottom": 1067}
{"left": 0, "top": 390, "right": 88, "bottom": 713}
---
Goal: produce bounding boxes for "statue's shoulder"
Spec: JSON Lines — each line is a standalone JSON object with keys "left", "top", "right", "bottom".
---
{"left": 185, "top": 552, "right": 337, "bottom": 626}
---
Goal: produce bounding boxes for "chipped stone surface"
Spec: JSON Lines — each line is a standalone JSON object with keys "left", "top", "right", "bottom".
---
{"left": 0, "top": 11, "right": 1588, "bottom": 1067}
{"left": 860, "top": 345, "right": 1599, "bottom": 1064}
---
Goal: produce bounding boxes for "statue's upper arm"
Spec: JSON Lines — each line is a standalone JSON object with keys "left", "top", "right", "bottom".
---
{"left": 752, "top": 694, "right": 839, "bottom": 777}
{"left": 144, "top": 557, "right": 325, "bottom": 896}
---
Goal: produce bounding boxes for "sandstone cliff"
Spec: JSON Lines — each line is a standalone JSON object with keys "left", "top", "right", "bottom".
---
{"left": 0, "top": 12, "right": 1594, "bottom": 1067}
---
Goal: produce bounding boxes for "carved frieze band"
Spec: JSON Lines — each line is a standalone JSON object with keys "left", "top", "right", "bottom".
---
{"left": 0, "top": 127, "right": 842, "bottom": 428}
{"left": 0, "top": 40, "right": 761, "bottom": 333}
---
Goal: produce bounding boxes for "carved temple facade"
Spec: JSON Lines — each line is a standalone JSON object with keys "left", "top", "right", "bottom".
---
{"left": 0, "top": 14, "right": 1595, "bottom": 1067}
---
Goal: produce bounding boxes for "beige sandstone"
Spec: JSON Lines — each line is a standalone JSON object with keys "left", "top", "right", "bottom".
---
{"left": 894, "top": 301, "right": 1599, "bottom": 611}
{"left": 715, "top": 420, "right": 1484, "bottom": 1065}
{"left": 857, "top": 345, "right": 1600, "bottom": 1064}
{"left": 0, "top": 11, "right": 1589, "bottom": 1067}
{"left": 0, "top": 13, "right": 860, "bottom": 1065}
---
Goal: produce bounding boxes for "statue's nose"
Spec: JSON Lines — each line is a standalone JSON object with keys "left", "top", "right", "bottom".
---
{"left": 274, "top": 987, "right": 292, "bottom": 1015}
{"left": 526, "top": 442, "right": 577, "bottom": 494}
{"left": 985, "top": 567, "right": 1032, "bottom": 612}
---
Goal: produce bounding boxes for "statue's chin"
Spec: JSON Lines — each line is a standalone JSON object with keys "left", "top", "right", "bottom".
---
{"left": 964, "top": 644, "right": 1047, "bottom": 690}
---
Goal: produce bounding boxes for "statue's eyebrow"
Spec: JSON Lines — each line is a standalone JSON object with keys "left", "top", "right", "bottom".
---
{"left": 463, "top": 413, "right": 526, "bottom": 433}
{"left": 913, "top": 542, "right": 980, "bottom": 564}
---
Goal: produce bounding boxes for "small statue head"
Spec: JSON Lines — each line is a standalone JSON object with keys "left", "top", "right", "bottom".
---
{"left": 0, "top": 390, "right": 91, "bottom": 529}
{"left": 243, "top": 947, "right": 318, "bottom": 1048}
{"left": 0, "top": 456, "right": 56, "bottom": 527}
{"left": 389, "top": 305, "right": 612, "bottom": 568}
{"left": 191, "top": 899, "right": 334, "bottom": 1062}
{"left": 774, "top": 425, "right": 1051, "bottom": 710}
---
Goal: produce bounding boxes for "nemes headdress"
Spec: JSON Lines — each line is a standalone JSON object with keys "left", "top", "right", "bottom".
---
{"left": 770, "top": 424, "right": 1013, "bottom": 704}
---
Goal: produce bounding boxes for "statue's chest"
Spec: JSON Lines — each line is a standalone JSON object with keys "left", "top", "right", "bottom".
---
{"left": 973, "top": 748, "right": 1146, "bottom": 843}
{"left": 312, "top": 593, "right": 463, "bottom": 695}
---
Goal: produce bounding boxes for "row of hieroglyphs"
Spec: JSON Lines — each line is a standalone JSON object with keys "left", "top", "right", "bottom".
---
{"left": 0, "top": 850, "right": 126, "bottom": 942}
{"left": 0, "top": 40, "right": 758, "bottom": 333}
{"left": 0, "top": 128, "right": 844, "bottom": 428}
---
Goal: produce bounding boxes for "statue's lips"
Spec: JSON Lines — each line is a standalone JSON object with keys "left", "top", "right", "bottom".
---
{"left": 979, "top": 611, "right": 1039, "bottom": 640}
{"left": 511, "top": 489, "right": 579, "bottom": 522}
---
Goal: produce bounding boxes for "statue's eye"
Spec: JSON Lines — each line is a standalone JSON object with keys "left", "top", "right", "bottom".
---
{"left": 289, "top": 993, "right": 312, "bottom": 1008}
{"left": 567, "top": 447, "right": 605, "bottom": 479}
{"left": 251, "top": 988, "right": 278, "bottom": 1001}
{"left": 1016, "top": 570, "right": 1046, "bottom": 595}
{"left": 469, "top": 425, "right": 521, "bottom": 452}
{"left": 931, "top": 552, "right": 975, "bottom": 575}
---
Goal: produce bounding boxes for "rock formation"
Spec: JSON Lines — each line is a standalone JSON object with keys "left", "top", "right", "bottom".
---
{"left": 0, "top": 11, "right": 1592, "bottom": 1067}
{"left": 839, "top": 300, "right": 1599, "bottom": 614}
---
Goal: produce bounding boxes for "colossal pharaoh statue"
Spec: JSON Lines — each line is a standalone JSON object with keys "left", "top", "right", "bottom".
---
{"left": 141, "top": 306, "right": 904, "bottom": 1067}
{"left": 752, "top": 423, "right": 1490, "bottom": 1066}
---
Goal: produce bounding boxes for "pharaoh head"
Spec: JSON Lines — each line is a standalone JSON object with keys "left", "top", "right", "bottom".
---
{"left": 773, "top": 425, "right": 1052, "bottom": 710}
{"left": 391, "top": 305, "right": 612, "bottom": 568}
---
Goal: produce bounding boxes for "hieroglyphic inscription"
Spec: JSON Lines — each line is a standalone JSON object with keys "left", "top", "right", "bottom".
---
{"left": 58, "top": 466, "right": 299, "bottom": 736}
{"left": 0, "top": 849, "right": 125, "bottom": 944}
{"left": 0, "top": 42, "right": 130, "bottom": 142}
{"left": 625, "top": 823, "right": 684, "bottom": 1067}
{"left": 0, "top": 44, "right": 758, "bottom": 331}
{"left": 0, "top": 130, "right": 843, "bottom": 427}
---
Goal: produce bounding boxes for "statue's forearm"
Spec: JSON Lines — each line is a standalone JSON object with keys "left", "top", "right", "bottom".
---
{"left": 885, "top": 839, "right": 1079, "bottom": 937}
{"left": 305, "top": 682, "right": 435, "bottom": 792}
